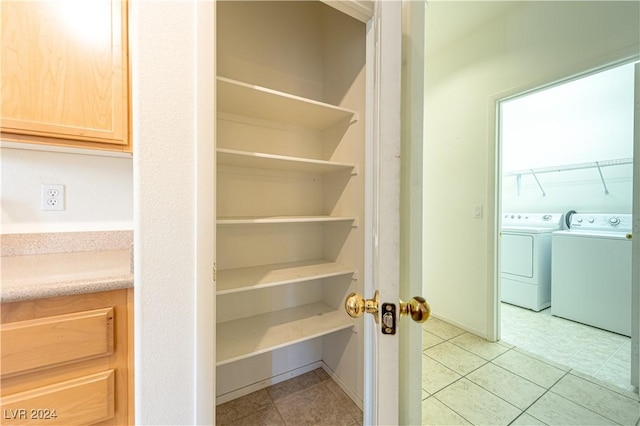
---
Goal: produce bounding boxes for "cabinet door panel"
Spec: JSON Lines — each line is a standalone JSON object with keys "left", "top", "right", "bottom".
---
{"left": 1, "top": 308, "right": 114, "bottom": 377}
{"left": 1, "top": 370, "right": 115, "bottom": 425}
{"left": 1, "top": 1, "right": 128, "bottom": 147}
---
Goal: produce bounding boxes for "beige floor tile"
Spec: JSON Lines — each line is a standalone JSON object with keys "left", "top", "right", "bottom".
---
{"left": 275, "top": 383, "right": 357, "bottom": 426}
{"left": 324, "top": 380, "right": 363, "bottom": 424}
{"left": 594, "top": 366, "right": 637, "bottom": 394}
{"left": 216, "top": 389, "right": 274, "bottom": 424}
{"left": 217, "top": 407, "right": 285, "bottom": 426}
{"left": 267, "top": 371, "right": 321, "bottom": 402}
{"left": 467, "top": 363, "right": 545, "bottom": 410}
{"left": 526, "top": 392, "right": 617, "bottom": 425}
{"left": 570, "top": 369, "right": 639, "bottom": 401}
{"left": 425, "top": 342, "right": 487, "bottom": 375}
{"left": 422, "top": 353, "right": 462, "bottom": 394}
{"left": 513, "top": 348, "right": 571, "bottom": 372}
{"left": 510, "top": 413, "right": 548, "bottom": 425}
{"left": 314, "top": 367, "right": 331, "bottom": 382}
{"left": 501, "top": 302, "right": 632, "bottom": 393}
{"left": 422, "top": 389, "right": 429, "bottom": 400}
{"left": 450, "top": 332, "right": 510, "bottom": 360}
{"left": 423, "top": 317, "right": 466, "bottom": 340}
{"left": 550, "top": 373, "right": 640, "bottom": 425}
{"left": 434, "top": 379, "right": 521, "bottom": 426}
{"left": 492, "top": 350, "right": 566, "bottom": 388}
{"left": 566, "top": 347, "right": 620, "bottom": 376}
{"left": 422, "top": 396, "right": 471, "bottom": 426}
{"left": 423, "top": 330, "right": 444, "bottom": 350}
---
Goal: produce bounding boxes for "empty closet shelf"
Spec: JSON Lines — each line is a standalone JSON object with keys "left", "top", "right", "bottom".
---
{"left": 217, "top": 260, "right": 356, "bottom": 295}
{"left": 217, "top": 216, "right": 357, "bottom": 225}
{"left": 217, "top": 148, "right": 356, "bottom": 175}
{"left": 217, "top": 76, "right": 357, "bottom": 129}
{"left": 216, "top": 302, "right": 353, "bottom": 366}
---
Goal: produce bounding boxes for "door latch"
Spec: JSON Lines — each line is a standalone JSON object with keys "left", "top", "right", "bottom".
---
{"left": 381, "top": 302, "right": 396, "bottom": 335}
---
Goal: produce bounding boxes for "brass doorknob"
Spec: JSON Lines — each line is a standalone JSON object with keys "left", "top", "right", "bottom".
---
{"left": 345, "top": 290, "right": 379, "bottom": 322}
{"left": 399, "top": 296, "right": 431, "bottom": 323}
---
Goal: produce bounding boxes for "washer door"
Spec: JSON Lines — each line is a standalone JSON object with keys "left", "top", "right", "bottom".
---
{"left": 502, "top": 233, "right": 534, "bottom": 278}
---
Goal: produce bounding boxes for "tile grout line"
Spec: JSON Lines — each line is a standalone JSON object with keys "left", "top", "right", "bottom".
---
{"left": 425, "top": 316, "right": 639, "bottom": 426}
{"left": 425, "top": 346, "right": 526, "bottom": 425}
{"left": 546, "top": 387, "right": 627, "bottom": 426}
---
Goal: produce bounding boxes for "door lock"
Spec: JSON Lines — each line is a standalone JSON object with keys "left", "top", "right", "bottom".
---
{"left": 345, "top": 292, "right": 432, "bottom": 330}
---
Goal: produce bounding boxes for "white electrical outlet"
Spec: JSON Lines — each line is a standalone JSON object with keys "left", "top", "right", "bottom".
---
{"left": 42, "top": 184, "right": 65, "bottom": 211}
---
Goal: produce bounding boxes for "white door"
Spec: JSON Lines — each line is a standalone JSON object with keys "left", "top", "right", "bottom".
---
{"left": 359, "top": 1, "right": 427, "bottom": 424}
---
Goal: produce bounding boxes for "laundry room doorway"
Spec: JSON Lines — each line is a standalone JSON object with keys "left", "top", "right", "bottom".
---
{"left": 495, "top": 60, "right": 640, "bottom": 393}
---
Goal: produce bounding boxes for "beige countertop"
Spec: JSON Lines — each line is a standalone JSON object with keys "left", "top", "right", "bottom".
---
{"left": 1, "top": 248, "right": 133, "bottom": 303}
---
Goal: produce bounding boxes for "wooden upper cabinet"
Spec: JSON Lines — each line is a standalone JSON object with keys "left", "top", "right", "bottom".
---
{"left": 1, "top": 0, "right": 130, "bottom": 152}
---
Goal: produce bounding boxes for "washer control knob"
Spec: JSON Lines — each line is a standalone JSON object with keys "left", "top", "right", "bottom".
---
{"left": 577, "top": 218, "right": 583, "bottom": 223}
{"left": 517, "top": 215, "right": 521, "bottom": 219}
{"left": 542, "top": 214, "right": 552, "bottom": 221}
{"left": 608, "top": 217, "right": 621, "bottom": 226}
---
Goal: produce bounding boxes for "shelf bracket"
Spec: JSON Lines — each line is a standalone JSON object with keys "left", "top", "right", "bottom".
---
{"left": 595, "top": 161, "right": 610, "bottom": 195}
{"left": 530, "top": 169, "right": 545, "bottom": 196}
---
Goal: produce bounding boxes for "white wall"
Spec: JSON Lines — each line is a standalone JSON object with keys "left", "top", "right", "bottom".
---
{"left": 502, "top": 63, "right": 635, "bottom": 171}
{"left": 501, "top": 62, "right": 635, "bottom": 215}
{"left": 423, "top": 1, "right": 640, "bottom": 337}
{"left": 131, "top": 0, "right": 203, "bottom": 424}
{"left": 0, "top": 147, "right": 133, "bottom": 233}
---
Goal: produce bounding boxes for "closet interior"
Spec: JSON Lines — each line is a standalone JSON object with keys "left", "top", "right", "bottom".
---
{"left": 215, "top": 1, "right": 367, "bottom": 406}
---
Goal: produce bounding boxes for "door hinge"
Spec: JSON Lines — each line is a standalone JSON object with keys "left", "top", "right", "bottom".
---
{"left": 213, "top": 263, "right": 217, "bottom": 282}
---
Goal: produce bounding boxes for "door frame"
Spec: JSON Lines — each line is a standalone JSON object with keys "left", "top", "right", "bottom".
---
{"left": 492, "top": 57, "right": 640, "bottom": 388}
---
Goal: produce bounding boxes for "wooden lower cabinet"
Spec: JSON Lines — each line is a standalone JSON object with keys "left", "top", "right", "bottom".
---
{"left": 0, "top": 289, "right": 133, "bottom": 426}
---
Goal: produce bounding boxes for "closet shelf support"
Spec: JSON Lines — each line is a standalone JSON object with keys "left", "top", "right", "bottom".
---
{"left": 595, "top": 161, "right": 610, "bottom": 195}
{"left": 530, "top": 169, "right": 545, "bottom": 196}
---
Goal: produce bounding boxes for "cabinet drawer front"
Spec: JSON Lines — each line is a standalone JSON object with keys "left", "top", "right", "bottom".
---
{"left": 0, "top": 370, "right": 114, "bottom": 425}
{"left": 1, "top": 308, "right": 114, "bottom": 377}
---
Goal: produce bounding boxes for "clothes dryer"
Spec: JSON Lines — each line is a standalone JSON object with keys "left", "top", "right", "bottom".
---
{"left": 501, "top": 213, "right": 564, "bottom": 311}
{"left": 551, "top": 214, "right": 633, "bottom": 336}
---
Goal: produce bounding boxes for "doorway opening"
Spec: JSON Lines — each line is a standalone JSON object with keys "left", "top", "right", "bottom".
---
{"left": 496, "top": 60, "right": 637, "bottom": 393}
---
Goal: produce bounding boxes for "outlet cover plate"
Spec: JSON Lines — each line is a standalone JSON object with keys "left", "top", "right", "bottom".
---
{"left": 42, "top": 184, "right": 65, "bottom": 211}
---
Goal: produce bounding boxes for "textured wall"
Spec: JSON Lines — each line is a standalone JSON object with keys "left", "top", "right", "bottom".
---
{"left": 0, "top": 148, "right": 133, "bottom": 233}
{"left": 423, "top": 1, "right": 640, "bottom": 337}
{"left": 131, "top": 1, "right": 198, "bottom": 424}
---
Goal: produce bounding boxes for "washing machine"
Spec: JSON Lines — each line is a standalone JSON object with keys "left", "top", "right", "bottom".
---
{"left": 551, "top": 213, "right": 633, "bottom": 336}
{"left": 501, "top": 213, "right": 564, "bottom": 311}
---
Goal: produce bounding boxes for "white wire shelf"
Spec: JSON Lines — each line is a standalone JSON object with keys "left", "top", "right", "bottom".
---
{"left": 504, "top": 157, "right": 633, "bottom": 196}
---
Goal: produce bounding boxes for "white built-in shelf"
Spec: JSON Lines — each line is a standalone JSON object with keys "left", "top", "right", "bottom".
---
{"left": 217, "top": 259, "right": 356, "bottom": 295}
{"left": 217, "top": 76, "right": 357, "bottom": 130}
{"left": 217, "top": 216, "right": 357, "bottom": 225}
{"left": 216, "top": 302, "right": 353, "bottom": 366}
{"left": 217, "top": 148, "right": 356, "bottom": 175}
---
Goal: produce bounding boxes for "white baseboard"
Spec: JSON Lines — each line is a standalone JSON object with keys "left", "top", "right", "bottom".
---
{"left": 320, "top": 362, "right": 363, "bottom": 410}
{"left": 431, "top": 312, "right": 487, "bottom": 340}
{"left": 215, "top": 361, "right": 322, "bottom": 405}
{"left": 215, "top": 361, "right": 364, "bottom": 411}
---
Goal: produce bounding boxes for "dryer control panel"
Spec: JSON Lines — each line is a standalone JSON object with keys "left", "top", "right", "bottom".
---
{"left": 502, "top": 213, "right": 564, "bottom": 229}
{"left": 569, "top": 213, "right": 632, "bottom": 232}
